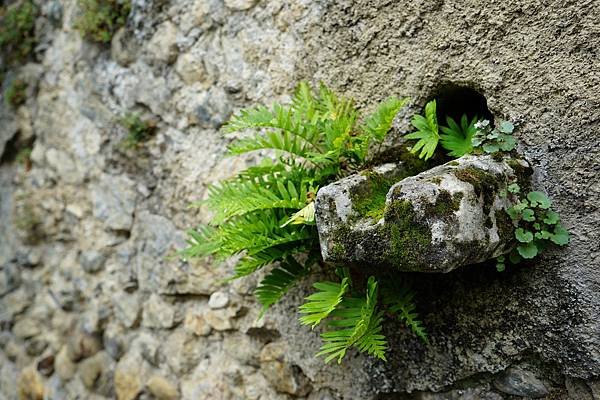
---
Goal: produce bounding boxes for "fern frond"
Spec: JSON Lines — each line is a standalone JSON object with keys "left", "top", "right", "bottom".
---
{"left": 255, "top": 257, "right": 309, "bottom": 313}
{"left": 317, "top": 276, "right": 387, "bottom": 363}
{"left": 218, "top": 213, "right": 315, "bottom": 257}
{"left": 225, "top": 104, "right": 322, "bottom": 158}
{"left": 383, "top": 284, "right": 428, "bottom": 343}
{"left": 299, "top": 278, "right": 349, "bottom": 328}
{"left": 205, "top": 177, "right": 313, "bottom": 224}
{"left": 439, "top": 114, "right": 478, "bottom": 157}
{"left": 404, "top": 100, "right": 439, "bottom": 160}
{"left": 291, "top": 81, "right": 319, "bottom": 121}
{"left": 180, "top": 225, "right": 221, "bottom": 259}
{"left": 361, "top": 96, "right": 408, "bottom": 141}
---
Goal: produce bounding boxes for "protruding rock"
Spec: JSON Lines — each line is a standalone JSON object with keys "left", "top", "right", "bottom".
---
{"left": 493, "top": 367, "right": 549, "bottom": 398}
{"left": 315, "top": 155, "right": 532, "bottom": 272}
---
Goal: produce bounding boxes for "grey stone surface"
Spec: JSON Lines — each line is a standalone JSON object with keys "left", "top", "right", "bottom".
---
{"left": 316, "top": 155, "right": 529, "bottom": 272}
{"left": 493, "top": 367, "right": 549, "bottom": 398}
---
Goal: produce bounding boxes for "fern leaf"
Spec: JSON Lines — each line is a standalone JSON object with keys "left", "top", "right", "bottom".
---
{"left": 205, "top": 177, "right": 312, "bottom": 224}
{"left": 362, "top": 96, "right": 408, "bottom": 141}
{"left": 439, "top": 114, "right": 477, "bottom": 157}
{"left": 404, "top": 100, "right": 439, "bottom": 160}
{"left": 181, "top": 225, "right": 221, "bottom": 259}
{"left": 299, "top": 278, "right": 349, "bottom": 328}
{"left": 317, "top": 276, "right": 387, "bottom": 363}
{"left": 255, "top": 257, "right": 309, "bottom": 313}
{"left": 383, "top": 284, "right": 428, "bottom": 343}
{"left": 281, "top": 202, "right": 316, "bottom": 227}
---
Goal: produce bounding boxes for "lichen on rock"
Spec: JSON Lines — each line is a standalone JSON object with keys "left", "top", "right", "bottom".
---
{"left": 316, "top": 154, "right": 532, "bottom": 272}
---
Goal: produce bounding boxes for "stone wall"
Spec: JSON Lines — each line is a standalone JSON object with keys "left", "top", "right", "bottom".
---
{"left": 0, "top": 0, "right": 598, "bottom": 399}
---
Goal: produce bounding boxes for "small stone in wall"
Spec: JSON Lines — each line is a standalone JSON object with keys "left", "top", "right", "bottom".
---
{"left": 224, "top": 0, "right": 258, "bottom": 11}
{"left": 17, "top": 366, "right": 45, "bottom": 400}
{"left": 146, "top": 21, "right": 179, "bottom": 64}
{"left": 259, "top": 342, "right": 312, "bottom": 396}
{"left": 113, "top": 291, "right": 141, "bottom": 328}
{"left": 183, "top": 310, "right": 212, "bottom": 336}
{"left": 78, "top": 351, "right": 114, "bottom": 396}
{"left": 142, "top": 294, "right": 181, "bottom": 329}
{"left": 493, "top": 367, "right": 549, "bottom": 398}
{"left": 203, "top": 308, "right": 236, "bottom": 331}
{"left": 80, "top": 250, "right": 106, "bottom": 273}
{"left": 55, "top": 346, "right": 77, "bottom": 380}
{"left": 114, "top": 356, "right": 144, "bottom": 400}
{"left": 208, "top": 291, "right": 229, "bottom": 309}
{"left": 12, "top": 317, "right": 41, "bottom": 339}
{"left": 146, "top": 374, "right": 179, "bottom": 400}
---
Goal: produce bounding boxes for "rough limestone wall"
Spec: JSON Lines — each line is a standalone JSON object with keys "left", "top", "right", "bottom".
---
{"left": 0, "top": 1, "right": 598, "bottom": 400}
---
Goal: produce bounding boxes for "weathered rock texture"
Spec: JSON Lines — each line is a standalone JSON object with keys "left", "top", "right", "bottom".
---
{"left": 316, "top": 155, "right": 530, "bottom": 272}
{"left": 0, "top": 0, "right": 598, "bottom": 399}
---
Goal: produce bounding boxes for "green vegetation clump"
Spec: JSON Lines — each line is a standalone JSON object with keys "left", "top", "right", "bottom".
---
{"left": 14, "top": 197, "right": 43, "bottom": 244}
{"left": 4, "top": 79, "right": 27, "bottom": 108}
{"left": 385, "top": 198, "right": 432, "bottom": 270}
{"left": 352, "top": 173, "right": 396, "bottom": 221}
{"left": 120, "top": 113, "right": 156, "bottom": 148}
{"left": 0, "top": 0, "right": 37, "bottom": 63}
{"left": 496, "top": 184, "right": 569, "bottom": 271}
{"left": 183, "top": 82, "right": 427, "bottom": 363}
{"left": 75, "top": 0, "right": 131, "bottom": 43}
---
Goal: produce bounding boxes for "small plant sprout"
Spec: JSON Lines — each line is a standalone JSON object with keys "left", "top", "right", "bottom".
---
{"left": 0, "top": 0, "right": 37, "bottom": 62}
{"left": 75, "top": 0, "right": 131, "bottom": 43}
{"left": 120, "top": 113, "right": 157, "bottom": 148}
{"left": 4, "top": 79, "right": 27, "bottom": 108}
{"left": 503, "top": 183, "right": 569, "bottom": 265}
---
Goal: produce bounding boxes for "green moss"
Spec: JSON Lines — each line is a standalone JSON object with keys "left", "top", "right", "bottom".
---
{"left": 454, "top": 166, "right": 500, "bottom": 217}
{"left": 492, "top": 152, "right": 504, "bottom": 162}
{"left": 495, "top": 209, "right": 515, "bottom": 244}
{"left": 75, "top": 0, "right": 131, "bottom": 43}
{"left": 429, "top": 177, "right": 442, "bottom": 185}
{"left": 448, "top": 161, "right": 460, "bottom": 166}
{"left": 4, "top": 79, "right": 27, "bottom": 108}
{"left": 422, "top": 191, "right": 463, "bottom": 220}
{"left": 384, "top": 199, "right": 431, "bottom": 270}
{"left": 14, "top": 198, "right": 43, "bottom": 244}
{"left": 506, "top": 158, "right": 533, "bottom": 192}
{"left": 0, "top": 0, "right": 37, "bottom": 64}
{"left": 330, "top": 242, "right": 346, "bottom": 259}
{"left": 352, "top": 173, "right": 396, "bottom": 221}
{"left": 120, "top": 112, "right": 156, "bottom": 148}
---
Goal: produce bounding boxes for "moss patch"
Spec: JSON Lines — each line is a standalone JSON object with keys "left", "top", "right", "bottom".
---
{"left": 4, "top": 79, "right": 27, "bottom": 108}
{"left": 454, "top": 166, "right": 500, "bottom": 217}
{"left": 75, "top": 0, "right": 131, "bottom": 43}
{"left": 352, "top": 173, "right": 396, "bottom": 221}
{"left": 495, "top": 209, "right": 515, "bottom": 244}
{"left": 0, "top": 0, "right": 38, "bottom": 64}
{"left": 507, "top": 158, "right": 533, "bottom": 192}
{"left": 422, "top": 190, "right": 463, "bottom": 220}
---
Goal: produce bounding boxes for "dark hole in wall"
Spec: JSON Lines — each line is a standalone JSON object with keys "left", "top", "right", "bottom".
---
{"left": 429, "top": 85, "right": 493, "bottom": 125}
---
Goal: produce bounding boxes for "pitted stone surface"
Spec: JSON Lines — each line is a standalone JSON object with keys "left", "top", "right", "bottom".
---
{"left": 316, "top": 155, "right": 530, "bottom": 272}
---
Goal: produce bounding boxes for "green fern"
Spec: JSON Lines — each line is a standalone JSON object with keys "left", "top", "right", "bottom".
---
{"left": 404, "top": 100, "right": 439, "bottom": 160}
{"left": 361, "top": 97, "right": 408, "bottom": 141}
{"left": 382, "top": 283, "right": 428, "bottom": 343}
{"left": 299, "top": 278, "right": 350, "bottom": 328}
{"left": 317, "top": 276, "right": 387, "bottom": 363}
{"left": 439, "top": 114, "right": 478, "bottom": 157}
{"left": 255, "top": 257, "right": 309, "bottom": 314}
{"left": 183, "top": 82, "right": 422, "bottom": 364}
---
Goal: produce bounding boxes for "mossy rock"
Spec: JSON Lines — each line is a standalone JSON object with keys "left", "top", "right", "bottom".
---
{"left": 315, "top": 155, "right": 531, "bottom": 272}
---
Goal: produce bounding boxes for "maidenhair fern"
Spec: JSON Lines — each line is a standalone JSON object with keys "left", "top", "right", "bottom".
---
{"left": 183, "top": 82, "right": 424, "bottom": 363}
